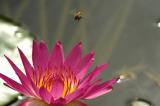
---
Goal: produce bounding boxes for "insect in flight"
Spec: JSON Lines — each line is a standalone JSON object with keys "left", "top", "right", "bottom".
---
{"left": 73, "top": 10, "right": 83, "bottom": 22}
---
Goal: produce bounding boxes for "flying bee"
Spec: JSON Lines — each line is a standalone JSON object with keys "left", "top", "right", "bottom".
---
{"left": 74, "top": 10, "right": 83, "bottom": 22}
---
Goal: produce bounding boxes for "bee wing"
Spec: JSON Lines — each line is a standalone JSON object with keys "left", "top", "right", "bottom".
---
{"left": 69, "top": 10, "right": 74, "bottom": 15}
{"left": 69, "top": 9, "right": 79, "bottom": 15}
{"left": 80, "top": 10, "right": 89, "bottom": 19}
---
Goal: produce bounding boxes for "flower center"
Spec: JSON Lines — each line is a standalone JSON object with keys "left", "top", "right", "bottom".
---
{"left": 33, "top": 67, "right": 78, "bottom": 97}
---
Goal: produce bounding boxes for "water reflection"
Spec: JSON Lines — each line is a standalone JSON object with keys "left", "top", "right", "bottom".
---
{"left": 19, "top": 98, "right": 87, "bottom": 106}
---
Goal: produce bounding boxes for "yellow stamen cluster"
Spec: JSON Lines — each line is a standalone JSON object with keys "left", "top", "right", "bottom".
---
{"left": 33, "top": 67, "right": 78, "bottom": 98}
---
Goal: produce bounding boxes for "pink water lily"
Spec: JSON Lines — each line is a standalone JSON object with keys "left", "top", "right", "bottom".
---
{"left": 0, "top": 41, "right": 119, "bottom": 105}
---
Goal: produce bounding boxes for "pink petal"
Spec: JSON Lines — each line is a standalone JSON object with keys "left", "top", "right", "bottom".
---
{"left": 32, "top": 41, "right": 49, "bottom": 70}
{"left": 50, "top": 79, "right": 64, "bottom": 99}
{"left": 4, "top": 55, "right": 34, "bottom": 95}
{"left": 32, "top": 41, "right": 39, "bottom": 69}
{"left": 97, "top": 78, "right": 119, "bottom": 88}
{"left": 0, "top": 73, "right": 30, "bottom": 96}
{"left": 79, "top": 64, "right": 108, "bottom": 87}
{"left": 18, "top": 48, "right": 41, "bottom": 97}
{"left": 51, "top": 98, "right": 66, "bottom": 106}
{"left": 18, "top": 48, "right": 34, "bottom": 78}
{"left": 30, "top": 78, "right": 40, "bottom": 97}
{"left": 39, "top": 87, "right": 52, "bottom": 103}
{"left": 83, "top": 78, "right": 119, "bottom": 99}
{"left": 76, "top": 52, "right": 95, "bottom": 80}
{"left": 79, "top": 79, "right": 103, "bottom": 98}
{"left": 48, "top": 41, "right": 64, "bottom": 68}
{"left": 84, "top": 86, "right": 112, "bottom": 99}
{"left": 65, "top": 42, "right": 82, "bottom": 68}
{"left": 65, "top": 88, "right": 85, "bottom": 104}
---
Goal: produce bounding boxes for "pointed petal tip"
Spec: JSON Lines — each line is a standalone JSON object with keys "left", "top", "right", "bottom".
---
{"left": 33, "top": 39, "right": 37, "bottom": 43}
{"left": 17, "top": 47, "right": 21, "bottom": 52}
{"left": 33, "top": 40, "right": 46, "bottom": 45}
{"left": 56, "top": 41, "right": 62, "bottom": 45}
{"left": 74, "top": 42, "right": 82, "bottom": 49}
{"left": 88, "top": 51, "right": 95, "bottom": 60}
{"left": 78, "top": 41, "right": 82, "bottom": 45}
{"left": 48, "top": 41, "right": 64, "bottom": 67}
{"left": 17, "top": 48, "right": 24, "bottom": 59}
{"left": 111, "top": 76, "right": 121, "bottom": 84}
{"left": 39, "top": 40, "right": 46, "bottom": 44}
{"left": 96, "top": 63, "right": 109, "bottom": 69}
{"left": 4, "top": 54, "right": 7, "bottom": 58}
{"left": 33, "top": 40, "right": 39, "bottom": 46}
{"left": 4, "top": 55, "right": 13, "bottom": 62}
{"left": 55, "top": 41, "right": 63, "bottom": 48}
{"left": 78, "top": 42, "right": 82, "bottom": 47}
{"left": 17, "top": 48, "right": 26, "bottom": 58}
{"left": 115, "top": 77, "right": 121, "bottom": 83}
{"left": 39, "top": 41, "right": 48, "bottom": 49}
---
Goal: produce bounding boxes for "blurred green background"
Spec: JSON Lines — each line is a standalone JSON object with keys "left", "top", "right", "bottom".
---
{"left": 0, "top": 0, "right": 160, "bottom": 106}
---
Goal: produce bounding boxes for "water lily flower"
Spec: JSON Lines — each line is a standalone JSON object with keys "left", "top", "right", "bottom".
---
{"left": 0, "top": 41, "right": 119, "bottom": 106}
